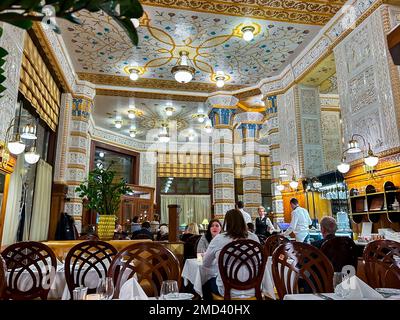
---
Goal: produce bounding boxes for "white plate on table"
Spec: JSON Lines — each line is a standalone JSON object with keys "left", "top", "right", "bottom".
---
{"left": 161, "top": 293, "right": 194, "bottom": 300}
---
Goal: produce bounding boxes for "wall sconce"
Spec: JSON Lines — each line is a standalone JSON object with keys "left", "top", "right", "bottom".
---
{"left": 279, "top": 163, "right": 299, "bottom": 190}
{"left": 0, "top": 106, "right": 40, "bottom": 165}
{"left": 337, "top": 133, "right": 379, "bottom": 173}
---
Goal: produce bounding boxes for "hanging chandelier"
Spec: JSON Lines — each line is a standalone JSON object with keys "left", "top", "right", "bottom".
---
{"left": 171, "top": 51, "right": 195, "bottom": 83}
{"left": 158, "top": 123, "right": 170, "bottom": 143}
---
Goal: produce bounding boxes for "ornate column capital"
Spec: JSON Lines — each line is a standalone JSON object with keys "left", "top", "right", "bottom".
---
{"left": 206, "top": 95, "right": 238, "bottom": 128}
{"left": 235, "top": 112, "right": 264, "bottom": 139}
{"left": 73, "top": 80, "right": 96, "bottom": 101}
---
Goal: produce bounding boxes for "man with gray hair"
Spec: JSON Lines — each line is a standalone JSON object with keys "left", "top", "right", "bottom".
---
{"left": 311, "top": 216, "right": 337, "bottom": 249}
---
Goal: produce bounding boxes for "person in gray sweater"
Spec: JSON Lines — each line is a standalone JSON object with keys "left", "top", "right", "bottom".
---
{"left": 197, "top": 219, "right": 222, "bottom": 253}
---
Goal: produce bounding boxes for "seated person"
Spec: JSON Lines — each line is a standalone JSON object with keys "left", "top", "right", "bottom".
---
{"left": 247, "top": 222, "right": 255, "bottom": 233}
{"left": 131, "top": 216, "right": 141, "bottom": 233}
{"left": 197, "top": 219, "right": 222, "bottom": 253}
{"left": 202, "top": 209, "right": 260, "bottom": 300}
{"left": 131, "top": 221, "right": 153, "bottom": 239}
{"left": 255, "top": 206, "right": 275, "bottom": 236}
{"left": 180, "top": 222, "right": 200, "bottom": 242}
{"left": 156, "top": 224, "right": 169, "bottom": 241}
{"left": 113, "top": 223, "right": 129, "bottom": 239}
{"left": 311, "top": 216, "right": 337, "bottom": 249}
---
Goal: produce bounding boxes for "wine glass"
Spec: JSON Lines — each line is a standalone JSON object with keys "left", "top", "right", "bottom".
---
{"left": 96, "top": 277, "right": 115, "bottom": 300}
{"left": 160, "top": 280, "right": 179, "bottom": 300}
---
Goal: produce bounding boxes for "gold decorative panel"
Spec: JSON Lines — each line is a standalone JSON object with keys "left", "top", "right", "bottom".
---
{"left": 19, "top": 35, "right": 61, "bottom": 131}
{"left": 157, "top": 152, "right": 211, "bottom": 178}
{"left": 260, "top": 155, "right": 271, "bottom": 179}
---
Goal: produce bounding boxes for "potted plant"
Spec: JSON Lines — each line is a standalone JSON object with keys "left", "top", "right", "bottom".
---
{"left": 76, "top": 162, "right": 131, "bottom": 240}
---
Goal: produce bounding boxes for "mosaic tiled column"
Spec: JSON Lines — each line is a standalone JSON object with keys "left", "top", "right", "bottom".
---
{"left": 207, "top": 95, "right": 238, "bottom": 219}
{"left": 235, "top": 112, "right": 263, "bottom": 218}
{"left": 264, "top": 96, "right": 284, "bottom": 223}
{"left": 64, "top": 81, "right": 96, "bottom": 232}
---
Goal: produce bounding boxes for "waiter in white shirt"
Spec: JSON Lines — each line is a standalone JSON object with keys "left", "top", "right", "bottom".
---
{"left": 236, "top": 201, "right": 252, "bottom": 224}
{"left": 283, "top": 198, "right": 312, "bottom": 243}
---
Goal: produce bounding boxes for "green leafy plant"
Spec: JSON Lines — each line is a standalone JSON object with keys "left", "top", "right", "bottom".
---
{"left": 76, "top": 162, "right": 131, "bottom": 216}
{"left": 0, "top": 0, "right": 144, "bottom": 95}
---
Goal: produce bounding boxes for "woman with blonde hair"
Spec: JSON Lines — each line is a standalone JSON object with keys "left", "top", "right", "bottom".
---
{"left": 180, "top": 222, "right": 200, "bottom": 241}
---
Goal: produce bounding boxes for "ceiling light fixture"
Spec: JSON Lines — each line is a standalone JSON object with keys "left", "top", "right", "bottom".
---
{"left": 165, "top": 106, "right": 175, "bottom": 116}
{"left": 21, "top": 123, "right": 37, "bottom": 140}
{"left": 215, "top": 71, "right": 227, "bottom": 88}
{"left": 129, "top": 129, "right": 137, "bottom": 138}
{"left": 128, "top": 109, "right": 136, "bottom": 119}
{"left": 158, "top": 123, "right": 170, "bottom": 143}
{"left": 241, "top": 25, "right": 255, "bottom": 41}
{"left": 24, "top": 146, "right": 40, "bottom": 164}
{"left": 279, "top": 164, "right": 298, "bottom": 190}
{"left": 128, "top": 68, "right": 140, "bottom": 81}
{"left": 115, "top": 120, "right": 122, "bottom": 129}
{"left": 171, "top": 51, "right": 195, "bottom": 83}
{"left": 192, "top": 113, "right": 206, "bottom": 123}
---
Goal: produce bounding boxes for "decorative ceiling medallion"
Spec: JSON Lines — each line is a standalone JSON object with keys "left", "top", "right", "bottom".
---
{"left": 234, "top": 23, "right": 262, "bottom": 40}
{"left": 140, "top": 0, "right": 346, "bottom": 25}
{"left": 123, "top": 65, "right": 146, "bottom": 77}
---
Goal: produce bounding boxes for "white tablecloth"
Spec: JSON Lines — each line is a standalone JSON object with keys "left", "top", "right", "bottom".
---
{"left": 284, "top": 293, "right": 395, "bottom": 300}
{"left": 181, "top": 257, "right": 276, "bottom": 299}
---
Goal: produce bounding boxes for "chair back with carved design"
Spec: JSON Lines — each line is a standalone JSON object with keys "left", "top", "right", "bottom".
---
{"left": 218, "top": 239, "right": 267, "bottom": 300}
{"left": 272, "top": 242, "right": 334, "bottom": 299}
{"left": 363, "top": 240, "right": 400, "bottom": 288}
{"left": 78, "top": 234, "right": 99, "bottom": 241}
{"left": 264, "top": 234, "right": 290, "bottom": 256}
{"left": 1, "top": 241, "right": 57, "bottom": 300}
{"left": 108, "top": 242, "right": 180, "bottom": 298}
{"left": 131, "top": 233, "right": 153, "bottom": 240}
{"left": 0, "top": 255, "right": 6, "bottom": 299}
{"left": 64, "top": 240, "right": 118, "bottom": 298}
{"left": 321, "top": 236, "right": 358, "bottom": 272}
{"left": 183, "top": 234, "right": 202, "bottom": 260}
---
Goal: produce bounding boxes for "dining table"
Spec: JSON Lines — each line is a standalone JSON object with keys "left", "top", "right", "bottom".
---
{"left": 181, "top": 256, "right": 276, "bottom": 299}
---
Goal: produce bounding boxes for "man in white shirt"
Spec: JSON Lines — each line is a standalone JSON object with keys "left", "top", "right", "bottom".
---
{"left": 236, "top": 201, "right": 252, "bottom": 224}
{"left": 283, "top": 198, "right": 312, "bottom": 243}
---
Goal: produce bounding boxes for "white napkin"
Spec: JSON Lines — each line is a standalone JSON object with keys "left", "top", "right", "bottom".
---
{"left": 119, "top": 278, "right": 149, "bottom": 300}
{"left": 334, "top": 276, "right": 384, "bottom": 300}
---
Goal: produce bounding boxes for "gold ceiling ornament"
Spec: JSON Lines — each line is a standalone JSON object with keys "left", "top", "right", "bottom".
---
{"left": 171, "top": 51, "right": 196, "bottom": 83}
{"left": 129, "top": 128, "right": 138, "bottom": 138}
{"left": 233, "top": 23, "right": 262, "bottom": 40}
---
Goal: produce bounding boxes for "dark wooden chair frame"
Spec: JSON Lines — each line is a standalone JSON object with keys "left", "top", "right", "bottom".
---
{"left": 218, "top": 239, "right": 267, "bottom": 300}
{"left": 363, "top": 240, "right": 400, "bottom": 289}
{"left": 64, "top": 240, "right": 118, "bottom": 298}
{"left": 77, "top": 234, "right": 100, "bottom": 241}
{"left": 107, "top": 242, "right": 181, "bottom": 298}
{"left": 321, "top": 236, "right": 359, "bottom": 272}
{"left": 1, "top": 241, "right": 57, "bottom": 300}
{"left": 272, "top": 242, "right": 334, "bottom": 299}
{"left": 0, "top": 255, "right": 6, "bottom": 299}
{"left": 264, "top": 234, "right": 290, "bottom": 256}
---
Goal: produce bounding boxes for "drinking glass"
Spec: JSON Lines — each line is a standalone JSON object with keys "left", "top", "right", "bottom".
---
{"left": 96, "top": 277, "right": 115, "bottom": 300}
{"left": 73, "top": 287, "right": 88, "bottom": 300}
{"left": 333, "top": 272, "right": 344, "bottom": 289}
{"left": 160, "top": 280, "right": 179, "bottom": 300}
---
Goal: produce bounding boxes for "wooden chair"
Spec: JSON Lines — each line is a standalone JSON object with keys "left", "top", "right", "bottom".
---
{"left": 64, "top": 240, "right": 118, "bottom": 298}
{"left": 78, "top": 234, "right": 99, "bottom": 241}
{"left": 108, "top": 242, "right": 181, "bottom": 298}
{"left": 272, "top": 242, "right": 334, "bottom": 299}
{"left": 0, "top": 255, "right": 6, "bottom": 300}
{"left": 321, "top": 236, "right": 359, "bottom": 272}
{"left": 1, "top": 241, "right": 57, "bottom": 300}
{"left": 264, "top": 234, "right": 290, "bottom": 256}
{"left": 214, "top": 239, "right": 267, "bottom": 300}
{"left": 131, "top": 233, "right": 154, "bottom": 240}
{"left": 363, "top": 240, "right": 400, "bottom": 288}
{"left": 183, "top": 234, "right": 202, "bottom": 260}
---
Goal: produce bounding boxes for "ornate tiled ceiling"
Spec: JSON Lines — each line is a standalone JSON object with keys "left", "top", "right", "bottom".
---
{"left": 300, "top": 54, "right": 337, "bottom": 94}
{"left": 93, "top": 95, "right": 210, "bottom": 141}
{"left": 58, "top": 3, "right": 335, "bottom": 93}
